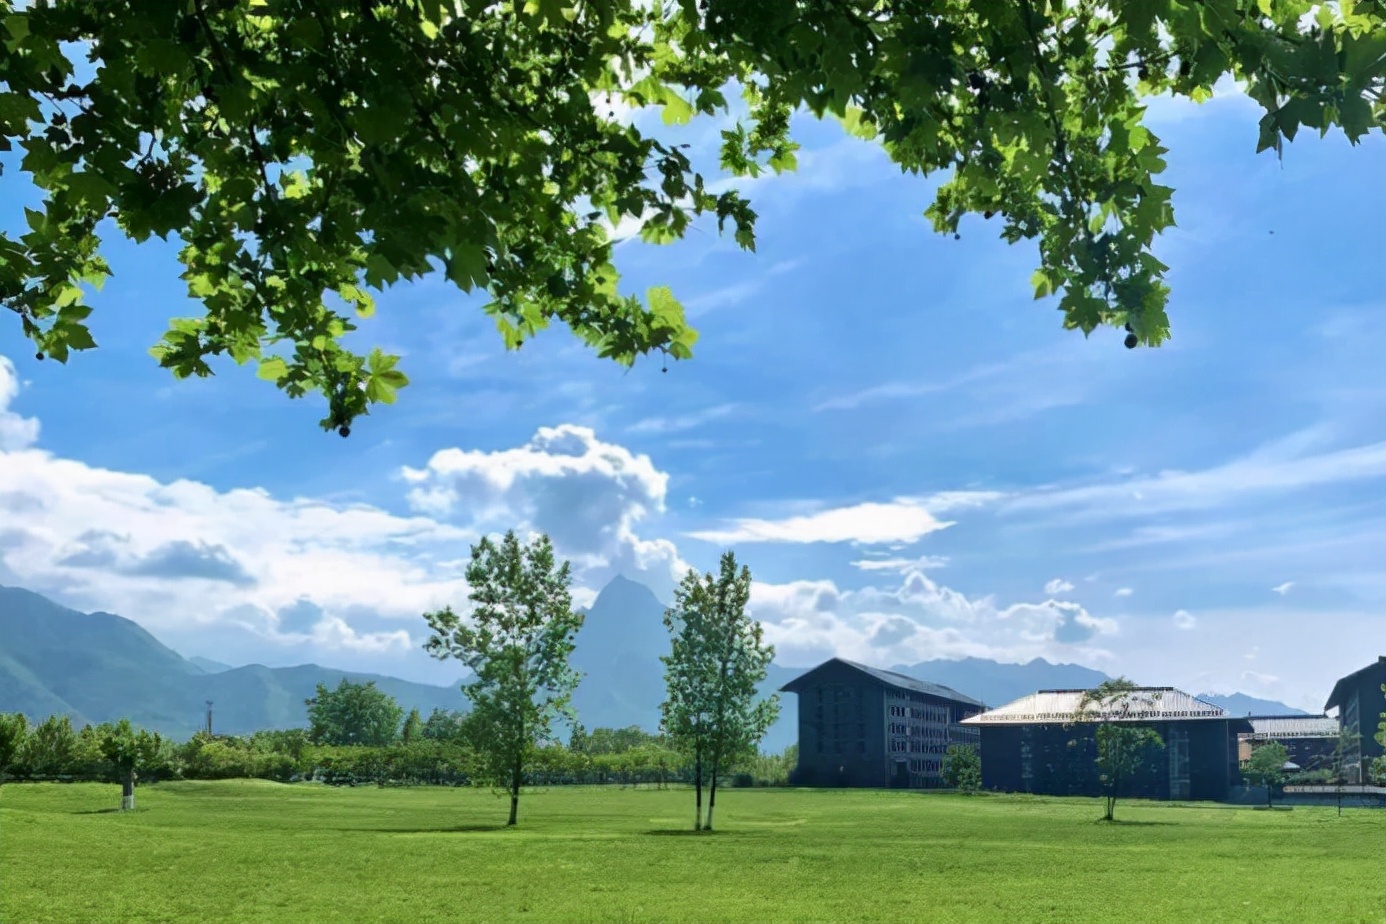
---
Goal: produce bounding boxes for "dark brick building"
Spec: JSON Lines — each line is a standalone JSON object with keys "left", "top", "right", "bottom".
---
{"left": 962, "top": 687, "right": 1252, "bottom": 802}
{"left": 1325, "top": 657, "right": 1386, "bottom": 783}
{"left": 780, "top": 658, "right": 984, "bottom": 789}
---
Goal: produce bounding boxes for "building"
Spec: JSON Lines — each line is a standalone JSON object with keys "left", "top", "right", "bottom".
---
{"left": 780, "top": 658, "right": 984, "bottom": 789}
{"left": 1237, "top": 715, "right": 1341, "bottom": 770}
{"left": 961, "top": 687, "right": 1252, "bottom": 802}
{"left": 1325, "top": 657, "right": 1386, "bottom": 783}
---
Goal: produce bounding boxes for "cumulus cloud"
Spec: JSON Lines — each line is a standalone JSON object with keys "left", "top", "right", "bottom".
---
{"left": 0, "top": 357, "right": 40, "bottom": 451}
{"left": 1173, "top": 609, "right": 1197, "bottom": 630}
{"left": 748, "top": 570, "right": 1118, "bottom": 667}
{"left": 399, "top": 424, "right": 688, "bottom": 591}
{"left": 1044, "top": 578, "right": 1075, "bottom": 595}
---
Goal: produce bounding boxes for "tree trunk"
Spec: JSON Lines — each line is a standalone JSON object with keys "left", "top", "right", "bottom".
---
{"left": 121, "top": 767, "right": 135, "bottom": 811}
{"left": 706, "top": 757, "right": 720, "bottom": 832}
{"left": 508, "top": 754, "right": 522, "bottom": 826}
{"left": 693, "top": 751, "right": 703, "bottom": 831}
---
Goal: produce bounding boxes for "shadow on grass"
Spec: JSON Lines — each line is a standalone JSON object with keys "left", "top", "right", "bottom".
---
{"left": 74, "top": 808, "right": 123, "bottom": 815}
{"left": 343, "top": 824, "right": 510, "bottom": 834}
{"left": 1094, "top": 819, "right": 1177, "bottom": 827}
{"left": 643, "top": 828, "right": 750, "bottom": 837}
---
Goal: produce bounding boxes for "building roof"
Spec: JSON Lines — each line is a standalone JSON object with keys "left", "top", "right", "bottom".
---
{"left": 960, "top": 687, "right": 1228, "bottom": 725}
{"left": 1244, "top": 715, "right": 1341, "bottom": 739}
{"left": 1324, "top": 656, "right": 1386, "bottom": 712}
{"left": 779, "top": 658, "right": 985, "bottom": 708}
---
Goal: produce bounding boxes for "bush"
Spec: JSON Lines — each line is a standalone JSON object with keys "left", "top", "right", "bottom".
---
{"left": 942, "top": 744, "right": 982, "bottom": 794}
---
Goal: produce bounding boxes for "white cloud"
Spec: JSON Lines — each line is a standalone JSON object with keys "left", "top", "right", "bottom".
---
{"left": 0, "top": 357, "right": 40, "bottom": 451}
{"left": 689, "top": 499, "right": 952, "bottom": 546}
{"left": 1044, "top": 578, "right": 1075, "bottom": 596}
{"left": 851, "top": 555, "right": 949, "bottom": 573}
{"left": 1009, "top": 436, "right": 1386, "bottom": 521}
{"left": 1114, "top": 587, "right": 1134, "bottom": 597}
{"left": 1173, "top": 609, "right": 1197, "bottom": 630}
{"left": 749, "top": 570, "right": 1118, "bottom": 667}
{"left": 399, "top": 424, "right": 688, "bottom": 592}
{"left": 626, "top": 403, "right": 739, "bottom": 435}
{"left": 688, "top": 491, "right": 1000, "bottom": 546}
{"left": 1272, "top": 581, "right": 1295, "bottom": 595}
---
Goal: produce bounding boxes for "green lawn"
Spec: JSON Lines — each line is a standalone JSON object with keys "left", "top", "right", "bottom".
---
{"left": 1, "top": 781, "right": 1382, "bottom": 923}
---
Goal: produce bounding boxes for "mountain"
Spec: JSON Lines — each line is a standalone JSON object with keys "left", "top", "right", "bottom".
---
{"left": 0, "top": 585, "right": 464, "bottom": 739}
{"left": 188, "top": 656, "right": 233, "bottom": 674}
{"left": 1197, "top": 692, "right": 1309, "bottom": 717}
{"left": 570, "top": 575, "right": 670, "bottom": 734}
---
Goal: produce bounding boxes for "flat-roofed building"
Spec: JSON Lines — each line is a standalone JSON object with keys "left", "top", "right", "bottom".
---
{"left": 780, "top": 658, "right": 984, "bottom": 789}
{"left": 1238, "top": 715, "right": 1341, "bottom": 769}
{"left": 962, "top": 687, "right": 1252, "bottom": 801}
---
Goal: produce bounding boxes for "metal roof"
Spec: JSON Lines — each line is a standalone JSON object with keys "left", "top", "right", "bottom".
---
{"left": 961, "top": 687, "right": 1228, "bottom": 725}
{"left": 779, "top": 658, "right": 985, "bottom": 708}
{"left": 1244, "top": 715, "right": 1341, "bottom": 739}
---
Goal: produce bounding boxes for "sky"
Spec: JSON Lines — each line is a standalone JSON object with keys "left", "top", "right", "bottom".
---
{"left": 2, "top": 84, "right": 1384, "bottom": 713}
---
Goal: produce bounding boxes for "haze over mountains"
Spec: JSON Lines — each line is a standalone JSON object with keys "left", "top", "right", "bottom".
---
{"left": 0, "top": 578, "right": 1305, "bottom": 749}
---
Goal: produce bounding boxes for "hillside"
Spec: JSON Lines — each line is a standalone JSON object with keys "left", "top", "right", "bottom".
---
{"left": 0, "top": 586, "right": 464, "bottom": 738}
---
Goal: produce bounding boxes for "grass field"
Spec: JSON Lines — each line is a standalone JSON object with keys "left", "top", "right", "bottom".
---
{"left": 2, "top": 781, "right": 1384, "bottom": 923}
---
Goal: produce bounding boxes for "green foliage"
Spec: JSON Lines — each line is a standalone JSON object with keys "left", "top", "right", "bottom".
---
{"left": 96, "top": 718, "right": 165, "bottom": 809}
{"left": 0, "top": 712, "right": 27, "bottom": 784}
{"left": 942, "top": 743, "right": 982, "bottom": 794}
{"left": 401, "top": 708, "right": 423, "bottom": 745}
{"left": 306, "top": 678, "right": 405, "bottom": 747}
{"left": 420, "top": 708, "right": 469, "bottom": 743}
{"left": 7, "top": 2, "right": 1386, "bottom": 428}
{"left": 661, "top": 551, "right": 779, "bottom": 830}
{"left": 1073, "top": 677, "right": 1164, "bottom": 821}
{"left": 5, "top": 784, "right": 1386, "bottom": 922}
{"left": 16, "top": 713, "right": 77, "bottom": 778}
{"left": 1243, "top": 740, "right": 1290, "bottom": 806}
{"left": 423, "top": 530, "right": 583, "bottom": 825}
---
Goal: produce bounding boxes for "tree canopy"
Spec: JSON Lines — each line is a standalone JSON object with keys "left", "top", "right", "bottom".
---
{"left": 4, "top": 0, "right": 1384, "bottom": 430}
{"left": 304, "top": 678, "right": 405, "bottom": 747}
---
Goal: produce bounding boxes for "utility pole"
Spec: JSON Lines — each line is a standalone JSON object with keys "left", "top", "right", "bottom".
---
{"left": 205, "top": 700, "right": 214, "bottom": 737}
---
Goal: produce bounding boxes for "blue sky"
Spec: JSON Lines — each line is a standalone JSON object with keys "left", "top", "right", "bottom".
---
{"left": 1, "top": 86, "right": 1383, "bottom": 712}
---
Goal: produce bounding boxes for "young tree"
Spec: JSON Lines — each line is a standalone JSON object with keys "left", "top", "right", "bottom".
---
{"left": 401, "top": 708, "right": 423, "bottom": 745}
{"left": 97, "top": 719, "right": 163, "bottom": 811}
{"left": 423, "top": 531, "right": 583, "bottom": 826}
{"left": 661, "top": 551, "right": 779, "bottom": 831}
{"left": 1243, "top": 741, "right": 1290, "bottom": 808}
{"left": 0, "top": 713, "right": 27, "bottom": 793}
{"left": 942, "top": 744, "right": 982, "bottom": 795}
{"left": 7, "top": 3, "right": 1386, "bottom": 429}
{"left": 1072, "top": 678, "right": 1165, "bottom": 822}
{"left": 305, "top": 679, "right": 404, "bottom": 747}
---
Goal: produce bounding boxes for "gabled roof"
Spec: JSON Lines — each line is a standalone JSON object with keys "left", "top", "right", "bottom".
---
{"left": 1324, "top": 657, "right": 1386, "bottom": 712}
{"left": 779, "top": 658, "right": 984, "bottom": 708}
{"left": 960, "top": 687, "right": 1227, "bottom": 725}
{"left": 1244, "top": 715, "right": 1340, "bottom": 739}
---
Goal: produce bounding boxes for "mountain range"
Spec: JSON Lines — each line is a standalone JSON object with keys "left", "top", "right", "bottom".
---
{"left": 0, "top": 578, "right": 1306, "bottom": 750}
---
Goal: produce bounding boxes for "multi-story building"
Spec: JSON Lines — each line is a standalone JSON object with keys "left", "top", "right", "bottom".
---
{"left": 780, "top": 658, "right": 984, "bottom": 789}
{"left": 1325, "top": 657, "right": 1386, "bottom": 783}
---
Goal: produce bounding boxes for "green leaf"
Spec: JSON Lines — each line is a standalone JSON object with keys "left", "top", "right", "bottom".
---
{"left": 661, "top": 93, "right": 694, "bottom": 126}
{"left": 257, "top": 357, "right": 289, "bottom": 382}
